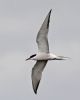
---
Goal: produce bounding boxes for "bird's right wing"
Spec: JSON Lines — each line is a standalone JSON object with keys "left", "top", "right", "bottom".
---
{"left": 32, "top": 60, "right": 48, "bottom": 94}
{"left": 36, "top": 9, "right": 52, "bottom": 53}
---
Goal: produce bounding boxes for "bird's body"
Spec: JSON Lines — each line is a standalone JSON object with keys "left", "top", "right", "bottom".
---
{"left": 26, "top": 9, "right": 68, "bottom": 94}
{"left": 28, "top": 53, "right": 60, "bottom": 60}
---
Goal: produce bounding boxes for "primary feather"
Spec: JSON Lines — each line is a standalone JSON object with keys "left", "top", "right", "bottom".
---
{"left": 32, "top": 60, "right": 47, "bottom": 94}
{"left": 36, "top": 9, "right": 52, "bottom": 53}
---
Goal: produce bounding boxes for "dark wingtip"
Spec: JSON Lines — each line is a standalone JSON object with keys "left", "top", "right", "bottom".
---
{"left": 47, "top": 9, "right": 52, "bottom": 29}
{"left": 34, "top": 90, "right": 37, "bottom": 94}
{"left": 49, "top": 9, "right": 52, "bottom": 14}
{"left": 33, "top": 87, "right": 37, "bottom": 94}
{"left": 33, "top": 80, "right": 40, "bottom": 94}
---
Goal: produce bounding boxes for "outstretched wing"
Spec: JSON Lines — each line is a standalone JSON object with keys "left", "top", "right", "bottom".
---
{"left": 36, "top": 9, "right": 52, "bottom": 53}
{"left": 32, "top": 60, "right": 48, "bottom": 94}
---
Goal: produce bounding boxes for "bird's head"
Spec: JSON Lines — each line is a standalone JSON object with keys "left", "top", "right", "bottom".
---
{"left": 25, "top": 54, "right": 36, "bottom": 60}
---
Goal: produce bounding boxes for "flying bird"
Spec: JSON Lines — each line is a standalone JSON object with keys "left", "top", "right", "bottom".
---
{"left": 26, "top": 9, "right": 68, "bottom": 94}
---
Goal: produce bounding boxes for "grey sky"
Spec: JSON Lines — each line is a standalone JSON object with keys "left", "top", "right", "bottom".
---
{"left": 0, "top": 0, "right": 80, "bottom": 100}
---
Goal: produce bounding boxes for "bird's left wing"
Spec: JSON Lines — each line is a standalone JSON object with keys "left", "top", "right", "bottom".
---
{"left": 36, "top": 9, "right": 52, "bottom": 53}
{"left": 32, "top": 60, "right": 48, "bottom": 94}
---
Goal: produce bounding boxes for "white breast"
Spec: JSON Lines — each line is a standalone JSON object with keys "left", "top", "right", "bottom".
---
{"left": 32, "top": 53, "right": 57, "bottom": 60}
{"left": 32, "top": 53, "right": 49, "bottom": 60}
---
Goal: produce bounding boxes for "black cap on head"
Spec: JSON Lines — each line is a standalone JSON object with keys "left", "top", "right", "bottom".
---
{"left": 30, "top": 54, "right": 36, "bottom": 58}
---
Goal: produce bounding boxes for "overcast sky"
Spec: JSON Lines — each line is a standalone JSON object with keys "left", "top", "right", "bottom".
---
{"left": 0, "top": 0, "right": 80, "bottom": 100}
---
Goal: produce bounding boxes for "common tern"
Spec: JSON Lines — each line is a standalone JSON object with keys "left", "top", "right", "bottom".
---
{"left": 26, "top": 9, "right": 68, "bottom": 94}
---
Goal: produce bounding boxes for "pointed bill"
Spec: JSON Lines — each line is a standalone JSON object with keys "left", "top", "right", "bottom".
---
{"left": 36, "top": 9, "right": 52, "bottom": 53}
{"left": 32, "top": 60, "right": 48, "bottom": 94}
